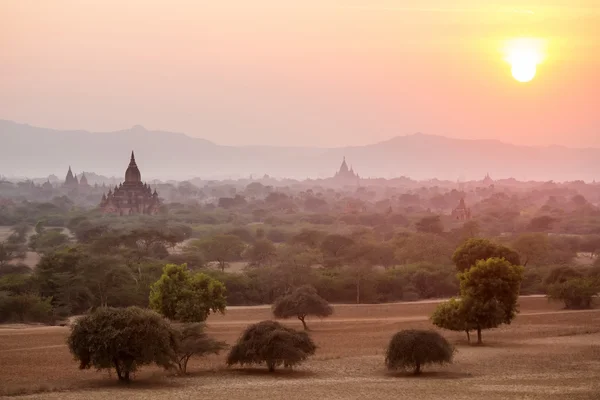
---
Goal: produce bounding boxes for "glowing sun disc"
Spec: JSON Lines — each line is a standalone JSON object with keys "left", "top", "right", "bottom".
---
{"left": 503, "top": 38, "right": 546, "bottom": 83}
{"left": 512, "top": 61, "right": 537, "bottom": 82}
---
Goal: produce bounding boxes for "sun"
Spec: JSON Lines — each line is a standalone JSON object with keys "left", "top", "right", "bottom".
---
{"left": 503, "top": 38, "right": 546, "bottom": 83}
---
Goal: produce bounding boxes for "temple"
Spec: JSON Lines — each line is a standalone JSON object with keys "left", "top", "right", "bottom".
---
{"left": 333, "top": 157, "right": 360, "bottom": 184}
{"left": 99, "top": 152, "right": 160, "bottom": 215}
{"left": 64, "top": 166, "right": 79, "bottom": 188}
{"left": 451, "top": 198, "right": 472, "bottom": 221}
{"left": 483, "top": 173, "right": 494, "bottom": 186}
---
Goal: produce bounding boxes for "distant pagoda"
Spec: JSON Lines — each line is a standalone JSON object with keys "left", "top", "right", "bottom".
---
{"left": 333, "top": 157, "right": 360, "bottom": 184}
{"left": 63, "top": 166, "right": 79, "bottom": 188}
{"left": 451, "top": 197, "right": 472, "bottom": 221}
{"left": 99, "top": 151, "right": 160, "bottom": 215}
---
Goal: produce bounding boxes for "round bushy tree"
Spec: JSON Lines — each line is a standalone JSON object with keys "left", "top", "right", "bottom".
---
{"left": 172, "top": 323, "right": 227, "bottom": 374}
{"left": 227, "top": 320, "right": 316, "bottom": 372}
{"left": 452, "top": 238, "right": 520, "bottom": 272}
{"left": 548, "top": 278, "right": 598, "bottom": 309}
{"left": 272, "top": 285, "right": 333, "bottom": 330}
{"left": 385, "top": 330, "right": 454, "bottom": 375}
{"left": 431, "top": 298, "right": 476, "bottom": 343}
{"left": 67, "top": 307, "right": 177, "bottom": 382}
{"left": 149, "top": 263, "right": 226, "bottom": 322}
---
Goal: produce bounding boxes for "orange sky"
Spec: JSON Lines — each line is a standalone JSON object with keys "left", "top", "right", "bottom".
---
{"left": 1, "top": 0, "right": 599, "bottom": 147}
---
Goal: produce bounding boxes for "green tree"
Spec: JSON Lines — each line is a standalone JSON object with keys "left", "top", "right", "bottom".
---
{"left": 29, "top": 229, "right": 69, "bottom": 253}
{"left": 272, "top": 285, "right": 333, "bottom": 330}
{"left": 226, "top": 320, "right": 316, "bottom": 372}
{"left": 511, "top": 233, "right": 549, "bottom": 266}
{"left": 67, "top": 307, "right": 177, "bottom": 382}
{"left": 415, "top": 215, "right": 444, "bottom": 235}
{"left": 149, "top": 263, "right": 226, "bottom": 322}
{"left": 244, "top": 239, "right": 277, "bottom": 267}
{"left": 452, "top": 238, "right": 521, "bottom": 272}
{"left": 320, "top": 234, "right": 355, "bottom": 267}
{"left": 431, "top": 298, "right": 476, "bottom": 343}
{"left": 172, "top": 323, "right": 227, "bottom": 374}
{"left": 459, "top": 258, "right": 524, "bottom": 344}
{"left": 191, "top": 234, "right": 245, "bottom": 271}
{"left": 385, "top": 330, "right": 454, "bottom": 375}
{"left": 547, "top": 278, "right": 598, "bottom": 309}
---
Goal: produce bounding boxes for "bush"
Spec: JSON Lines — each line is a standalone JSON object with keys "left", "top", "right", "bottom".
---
{"left": 149, "top": 264, "right": 226, "bottom": 322}
{"left": 226, "top": 320, "right": 316, "bottom": 372}
{"left": 544, "top": 266, "right": 583, "bottom": 287}
{"left": 385, "top": 330, "right": 454, "bottom": 375}
{"left": 67, "top": 307, "right": 177, "bottom": 382}
{"left": 172, "top": 323, "right": 227, "bottom": 374}
{"left": 547, "top": 278, "right": 598, "bottom": 309}
{"left": 0, "top": 293, "right": 53, "bottom": 324}
{"left": 272, "top": 285, "right": 333, "bottom": 330}
{"left": 431, "top": 298, "right": 475, "bottom": 343}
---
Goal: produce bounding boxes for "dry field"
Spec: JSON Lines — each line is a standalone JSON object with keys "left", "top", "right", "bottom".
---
{"left": 1, "top": 297, "right": 600, "bottom": 399}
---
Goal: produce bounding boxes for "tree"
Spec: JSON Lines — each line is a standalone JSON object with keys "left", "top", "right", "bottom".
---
{"left": 547, "top": 278, "right": 598, "bottom": 309}
{"left": 320, "top": 234, "right": 354, "bottom": 267}
{"left": 431, "top": 298, "right": 476, "bottom": 343}
{"left": 272, "top": 285, "right": 333, "bottom": 330}
{"left": 29, "top": 229, "right": 69, "bottom": 253}
{"left": 452, "top": 238, "right": 521, "bottom": 272}
{"left": 149, "top": 264, "right": 226, "bottom": 322}
{"left": 416, "top": 216, "right": 444, "bottom": 235}
{"left": 385, "top": 330, "right": 454, "bottom": 375}
{"left": 544, "top": 266, "right": 583, "bottom": 287}
{"left": 191, "top": 234, "right": 245, "bottom": 271}
{"left": 172, "top": 323, "right": 227, "bottom": 374}
{"left": 227, "top": 320, "right": 316, "bottom": 372}
{"left": 458, "top": 258, "right": 524, "bottom": 344}
{"left": 67, "top": 307, "right": 177, "bottom": 382}
{"left": 0, "top": 241, "right": 26, "bottom": 270}
{"left": 511, "top": 233, "right": 549, "bottom": 266}
{"left": 244, "top": 239, "right": 277, "bottom": 268}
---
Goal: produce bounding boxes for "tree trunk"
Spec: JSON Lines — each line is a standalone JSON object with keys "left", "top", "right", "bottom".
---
{"left": 298, "top": 315, "right": 308, "bottom": 330}
{"left": 114, "top": 359, "right": 124, "bottom": 381}
{"left": 267, "top": 361, "right": 276, "bottom": 372}
{"left": 414, "top": 362, "right": 421, "bottom": 375}
{"left": 477, "top": 327, "right": 482, "bottom": 345}
{"left": 356, "top": 278, "right": 361, "bottom": 304}
{"left": 465, "top": 330, "right": 471, "bottom": 344}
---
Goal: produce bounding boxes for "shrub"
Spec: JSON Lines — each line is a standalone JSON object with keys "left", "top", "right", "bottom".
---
{"left": 547, "top": 278, "right": 598, "bottom": 309}
{"left": 172, "top": 323, "right": 227, "bottom": 374}
{"left": 452, "top": 238, "right": 520, "bottom": 272}
{"left": 272, "top": 285, "right": 333, "bottom": 330}
{"left": 385, "top": 330, "right": 454, "bottom": 375}
{"left": 0, "top": 293, "right": 53, "bottom": 324}
{"left": 67, "top": 307, "right": 177, "bottom": 382}
{"left": 543, "top": 266, "right": 583, "bottom": 287}
{"left": 431, "top": 298, "right": 476, "bottom": 343}
{"left": 149, "top": 264, "right": 226, "bottom": 322}
{"left": 226, "top": 320, "right": 316, "bottom": 372}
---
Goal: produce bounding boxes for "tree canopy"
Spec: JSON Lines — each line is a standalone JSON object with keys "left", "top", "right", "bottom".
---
{"left": 452, "top": 238, "right": 521, "bottom": 272}
{"left": 272, "top": 285, "right": 333, "bottom": 330}
{"left": 385, "top": 330, "right": 454, "bottom": 375}
{"left": 149, "top": 263, "right": 226, "bottom": 322}
{"left": 67, "top": 307, "right": 177, "bottom": 382}
{"left": 226, "top": 320, "right": 316, "bottom": 372}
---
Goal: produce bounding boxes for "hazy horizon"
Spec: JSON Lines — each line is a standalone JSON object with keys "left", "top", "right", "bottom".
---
{"left": 3, "top": 118, "right": 600, "bottom": 151}
{"left": 2, "top": 0, "right": 599, "bottom": 148}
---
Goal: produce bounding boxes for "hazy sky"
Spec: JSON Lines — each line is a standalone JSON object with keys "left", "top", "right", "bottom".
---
{"left": 1, "top": 0, "right": 599, "bottom": 147}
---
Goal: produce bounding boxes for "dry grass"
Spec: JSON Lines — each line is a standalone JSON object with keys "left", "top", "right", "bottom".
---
{"left": 1, "top": 297, "right": 600, "bottom": 399}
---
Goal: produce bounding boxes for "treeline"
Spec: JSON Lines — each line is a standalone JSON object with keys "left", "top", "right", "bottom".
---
{"left": 2, "top": 211, "right": 600, "bottom": 324}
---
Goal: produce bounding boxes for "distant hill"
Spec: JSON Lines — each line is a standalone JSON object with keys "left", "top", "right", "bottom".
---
{"left": 1, "top": 120, "right": 599, "bottom": 182}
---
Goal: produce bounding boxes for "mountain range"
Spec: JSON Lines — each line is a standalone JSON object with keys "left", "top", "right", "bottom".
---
{"left": 1, "top": 120, "right": 598, "bottom": 182}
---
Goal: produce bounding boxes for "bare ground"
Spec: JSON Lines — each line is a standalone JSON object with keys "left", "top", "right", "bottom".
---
{"left": 1, "top": 297, "right": 600, "bottom": 399}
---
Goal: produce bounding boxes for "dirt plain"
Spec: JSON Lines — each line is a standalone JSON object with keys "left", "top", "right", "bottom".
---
{"left": 1, "top": 296, "right": 600, "bottom": 399}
